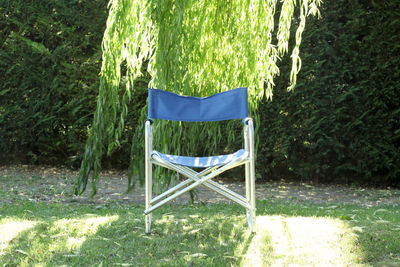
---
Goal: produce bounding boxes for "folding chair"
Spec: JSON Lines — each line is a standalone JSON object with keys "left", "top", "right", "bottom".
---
{"left": 144, "top": 87, "right": 256, "bottom": 233}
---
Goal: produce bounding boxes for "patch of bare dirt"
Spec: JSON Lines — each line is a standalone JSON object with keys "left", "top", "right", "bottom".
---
{"left": 0, "top": 165, "right": 399, "bottom": 207}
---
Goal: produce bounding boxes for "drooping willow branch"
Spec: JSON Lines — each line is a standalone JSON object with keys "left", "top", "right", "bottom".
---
{"left": 74, "top": 0, "right": 321, "bottom": 196}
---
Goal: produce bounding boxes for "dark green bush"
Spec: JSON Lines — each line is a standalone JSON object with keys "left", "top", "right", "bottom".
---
{"left": 0, "top": 0, "right": 108, "bottom": 165}
{"left": 1, "top": 0, "right": 398, "bottom": 186}
{"left": 258, "top": 0, "right": 400, "bottom": 186}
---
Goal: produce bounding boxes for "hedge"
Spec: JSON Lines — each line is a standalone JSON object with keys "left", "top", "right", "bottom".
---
{"left": 0, "top": 0, "right": 107, "bottom": 165}
{"left": 258, "top": 0, "right": 400, "bottom": 186}
{"left": 1, "top": 0, "right": 399, "bottom": 186}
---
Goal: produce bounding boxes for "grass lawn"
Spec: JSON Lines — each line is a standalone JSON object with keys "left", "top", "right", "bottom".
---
{"left": 0, "top": 173, "right": 399, "bottom": 266}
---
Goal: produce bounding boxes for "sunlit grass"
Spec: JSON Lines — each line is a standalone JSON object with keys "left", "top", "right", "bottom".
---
{"left": 0, "top": 211, "right": 118, "bottom": 266}
{"left": 49, "top": 215, "right": 119, "bottom": 251}
{"left": 0, "top": 220, "right": 37, "bottom": 255}
{"left": 242, "top": 215, "right": 362, "bottom": 266}
{"left": 0, "top": 200, "right": 399, "bottom": 266}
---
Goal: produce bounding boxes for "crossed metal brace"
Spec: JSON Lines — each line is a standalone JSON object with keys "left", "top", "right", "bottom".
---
{"left": 144, "top": 118, "right": 256, "bottom": 233}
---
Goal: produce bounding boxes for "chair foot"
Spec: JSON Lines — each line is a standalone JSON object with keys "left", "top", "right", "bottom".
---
{"left": 145, "top": 214, "right": 152, "bottom": 234}
{"left": 246, "top": 209, "right": 256, "bottom": 233}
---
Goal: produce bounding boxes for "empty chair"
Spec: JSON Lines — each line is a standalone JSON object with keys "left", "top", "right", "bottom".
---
{"left": 144, "top": 87, "right": 256, "bottom": 233}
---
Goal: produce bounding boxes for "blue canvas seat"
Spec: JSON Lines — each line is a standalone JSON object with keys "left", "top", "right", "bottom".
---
{"left": 152, "top": 149, "right": 249, "bottom": 168}
{"left": 144, "top": 87, "right": 256, "bottom": 233}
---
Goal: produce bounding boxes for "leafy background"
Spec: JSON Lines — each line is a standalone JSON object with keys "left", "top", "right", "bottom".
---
{"left": 258, "top": 0, "right": 400, "bottom": 186}
{"left": 0, "top": 0, "right": 399, "bottom": 186}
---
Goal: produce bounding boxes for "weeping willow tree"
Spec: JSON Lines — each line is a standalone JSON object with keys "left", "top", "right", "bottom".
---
{"left": 74, "top": 0, "right": 321, "bottom": 195}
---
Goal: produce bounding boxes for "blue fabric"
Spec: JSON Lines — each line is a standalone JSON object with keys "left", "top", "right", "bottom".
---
{"left": 148, "top": 87, "right": 248, "bottom": 122}
{"left": 152, "top": 149, "right": 248, "bottom": 168}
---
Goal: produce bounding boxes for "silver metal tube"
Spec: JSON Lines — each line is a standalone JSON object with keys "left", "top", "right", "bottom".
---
{"left": 144, "top": 156, "right": 248, "bottom": 215}
{"left": 151, "top": 155, "right": 249, "bottom": 208}
{"left": 179, "top": 166, "right": 250, "bottom": 207}
{"left": 248, "top": 119, "right": 256, "bottom": 232}
{"left": 181, "top": 166, "right": 248, "bottom": 204}
{"left": 150, "top": 179, "right": 192, "bottom": 204}
{"left": 248, "top": 120, "right": 256, "bottom": 208}
{"left": 200, "top": 182, "right": 250, "bottom": 209}
{"left": 244, "top": 123, "right": 251, "bottom": 205}
{"left": 149, "top": 164, "right": 215, "bottom": 204}
{"left": 151, "top": 155, "right": 249, "bottom": 204}
{"left": 145, "top": 120, "right": 153, "bottom": 233}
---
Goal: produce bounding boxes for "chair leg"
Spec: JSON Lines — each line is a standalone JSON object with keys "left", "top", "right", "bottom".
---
{"left": 145, "top": 120, "right": 153, "bottom": 234}
{"left": 249, "top": 150, "right": 256, "bottom": 233}
{"left": 245, "top": 163, "right": 256, "bottom": 232}
{"left": 145, "top": 161, "right": 152, "bottom": 234}
{"left": 145, "top": 213, "right": 152, "bottom": 234}
{"left": 245, "top": 162, "right": 252, "bottom": 229}
{"left": 247, "top": 119, "right": 257, "bottom": 233}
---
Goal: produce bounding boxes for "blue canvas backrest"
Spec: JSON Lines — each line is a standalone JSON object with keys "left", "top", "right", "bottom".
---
{"left": 148, "top": 87, "right": 248, "bottom": 122}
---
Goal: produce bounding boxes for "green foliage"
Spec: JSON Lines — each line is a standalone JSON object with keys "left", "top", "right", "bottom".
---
{"left": 0, "top": 0, "right": 108, "bottom": 165}
{"left": 1, "top": 198, "right": 400, "bottom": 266}
{"left": 1, "top": 0, "right": 398, "bottom": 188}
{"left": 75, "top": 0, "right": 321, "bottom": 195}
{"left": 258, "top": 0, "right": 400, "bottom": 185}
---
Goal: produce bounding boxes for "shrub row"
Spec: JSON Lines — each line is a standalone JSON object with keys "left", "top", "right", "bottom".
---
{"left": 258, "top": 0, "right": 400, "bottom": 186}
{"left": 1, "top": 0, "right": 399, "bottom": 186}
{"left": 0, "top": 0, "right": 107, "bottom": 165}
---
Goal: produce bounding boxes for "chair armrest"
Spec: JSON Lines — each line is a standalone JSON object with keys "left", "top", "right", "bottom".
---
{"left": 243, "top": 117, "right": 253, "bottom": 124}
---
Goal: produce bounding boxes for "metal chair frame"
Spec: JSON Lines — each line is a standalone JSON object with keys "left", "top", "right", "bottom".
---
{"left": 144, "top": 92, "right": 256, "bottom": 233}
{"left": 144, "top": 88, "right": 256, "bottom": 233}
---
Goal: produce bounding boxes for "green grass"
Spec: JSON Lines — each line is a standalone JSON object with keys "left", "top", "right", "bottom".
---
{"left": 0, "top": 172, "right": 399, "bottom": 266}
{"left": 1, "top": 200, "right": 399, "bottom": 266}
{"left": 0, "top": 203, "right": 251, "bottom": 266}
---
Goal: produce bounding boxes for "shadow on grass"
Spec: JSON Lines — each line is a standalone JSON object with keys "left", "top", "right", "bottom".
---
{"left": 1, "top": 200, "right": 399, "bottom": 266}
{"left": 0, "top": 202, "right": 257, "bottom": 266}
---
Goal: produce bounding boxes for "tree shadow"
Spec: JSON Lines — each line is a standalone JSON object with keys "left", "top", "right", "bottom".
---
{"left": 0, "top": 206, "right": 118, "bottom": 265}
{"left": 3, "top": 200, "right": 395, "bottom": 266}
{"left": 0, "top": 203, "right": 258, "bottom": 266}
{"left": 73, "top": 204, "right": 258, "bottom": 266}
